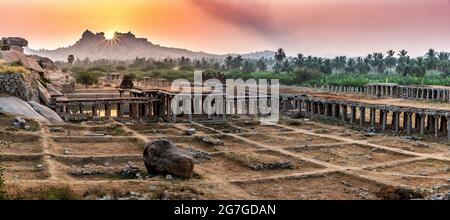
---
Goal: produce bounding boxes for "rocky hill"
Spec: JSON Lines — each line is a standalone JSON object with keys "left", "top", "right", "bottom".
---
{"left": 26, "top": 30, "right": 275, "bottom": 61}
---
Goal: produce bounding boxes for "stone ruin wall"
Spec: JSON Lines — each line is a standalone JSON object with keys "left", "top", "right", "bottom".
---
{"left": 0, "top": 72, "right": 39, "bottom": 102}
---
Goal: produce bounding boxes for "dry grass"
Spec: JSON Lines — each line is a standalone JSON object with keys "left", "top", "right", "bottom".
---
{"left": 8, "top": 185, "right": 80, "bottom": 200}
{"left": 0, "top": 65, "right": 29, "bottom": 74}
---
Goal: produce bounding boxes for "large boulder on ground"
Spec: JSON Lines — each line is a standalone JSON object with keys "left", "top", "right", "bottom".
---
{"left": 143, "top": 139, "right": 194, "bottom": 178}
{"left": 28, "top": 101, "right": 63, "bottom": 123}
{"left": 0, "top": 96, "right": 48, "bottom": 122}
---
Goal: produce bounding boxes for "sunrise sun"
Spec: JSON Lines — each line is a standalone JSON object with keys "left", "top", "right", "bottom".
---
{"left": 104, "top": 31, "right": 116, "bottom": 40}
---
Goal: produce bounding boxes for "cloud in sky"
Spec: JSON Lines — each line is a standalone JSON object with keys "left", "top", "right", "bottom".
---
{"left": 189, "top": 0, "right": 279, "bottom": 34}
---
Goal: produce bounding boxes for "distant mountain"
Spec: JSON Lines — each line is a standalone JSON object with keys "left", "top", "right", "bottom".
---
{"left": 25, "top": 30, "right": 275, "bottom": 61}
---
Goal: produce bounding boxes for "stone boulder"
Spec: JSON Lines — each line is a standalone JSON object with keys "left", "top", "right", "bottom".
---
{"left": 29, "top": 55, "right": 59, "bottom": 71}
{"left": 143, "top": 139, "right": 194, "bottom": 178}
{"left": 197, "top": 136, "right": 224, "bottom": 146}
{"left": 0, "top": 50, "right": 44, "bottom": 73}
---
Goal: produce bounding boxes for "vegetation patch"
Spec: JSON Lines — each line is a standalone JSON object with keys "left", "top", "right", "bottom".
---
{"left": 0, "top": 65, "right": 29, "bottom": 75}
{"left": 10, "top": 185, "right": 80, "bottom": 200}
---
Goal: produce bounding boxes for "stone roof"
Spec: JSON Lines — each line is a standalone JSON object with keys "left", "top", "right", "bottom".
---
{"left": 365, "top": 83, "right": 399, "bottom": 86}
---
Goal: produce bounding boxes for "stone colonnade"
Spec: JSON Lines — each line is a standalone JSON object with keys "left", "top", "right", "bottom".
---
{"left": 56, "top": 98, "right": 162, "bottom": 119}
{"left": 280, "top": 95, "right": 450, "bottom": 140}
{"left": 319, "top": 85, "right": 365, "bottom": 93}
{"left": 365, "top": 83, "right": 450, "bottom": 101}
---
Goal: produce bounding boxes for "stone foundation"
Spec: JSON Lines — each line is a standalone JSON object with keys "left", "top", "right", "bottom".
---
{"left": 281, "top": 94, "right": 450, "bottom": 140}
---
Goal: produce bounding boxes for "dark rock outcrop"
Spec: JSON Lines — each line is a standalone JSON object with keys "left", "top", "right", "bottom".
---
{"left": 143, "top": 139, "right": 194, "bottom": 178}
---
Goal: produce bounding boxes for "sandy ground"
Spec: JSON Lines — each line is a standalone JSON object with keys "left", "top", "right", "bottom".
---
{"left": 1, "top": 113, "right": 448, "bottom": 200}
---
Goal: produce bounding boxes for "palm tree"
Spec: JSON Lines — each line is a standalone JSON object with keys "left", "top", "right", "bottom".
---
{"left": 274, "top": 48, "right": 286, "bottom": 73}
{"left": 345, "top": 58, "right": 356, "bottom": 73}
{"left": 294, "top": 53, "right": 305, "bottom": 67}
{"left": 68, "top": 54, "right": 75, "bottom": 66}
{"left": 387, "top": 50, "right": 395, "bottom": 57}
{"left": 274, "top": 48, "right": 286, "bottom": 63}
{"left": 356, "top": 57, "right": 370, "bottom": 74}
{"left": 372, "top": 53, "right": 386, "bottom": 74}
{"left": 231, "top": 55, "right": 243, "bottom": 70}
{"left": 225, "top": 56, "right": 233, "bottom": 70}
{"left": 320, "top": 59, "right": 333, "bottom": 74}
{"left": 438, "top": 52, "right": 450, "bottom": 74}
{"left": 385, "top": 50, "right": 397, "bottom": 74}
{"left": 412, "top": 57, "right": 426, "bottom": 77}
{"left": 396, "top": 50, "right": 411, "bottom": 76}
{"left": 332, "top": 56, "right": 347, "bottom": 73}
{"left": 425, "top": 48, "right": 438, "bottom": 70}
{"left": 256, "top": 57, "right": 268, "bottom": 71}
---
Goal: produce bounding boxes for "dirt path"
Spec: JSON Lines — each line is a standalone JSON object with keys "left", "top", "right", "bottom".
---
{"left": 39, "top": 122, "right": 58, "bottom": 181}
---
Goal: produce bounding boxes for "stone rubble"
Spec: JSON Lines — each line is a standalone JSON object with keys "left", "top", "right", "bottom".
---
{"left": 119, "top": 161, "right": 143, "bottom": 179}
{"left": 185, "top": 128, "right": 196, "bottom": 136}
{"left": 186, "top": 147, "right": 212, "bottom": 160}
{"left": 198, "top": 136, "right": 224, "bottom": 147}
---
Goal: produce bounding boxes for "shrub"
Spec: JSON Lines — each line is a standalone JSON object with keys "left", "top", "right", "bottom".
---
{"left": 293, "top": 68, "right": 323, "bottom": 85}
{"left": 75, "top": 71, "right": 99, "bottom": 88}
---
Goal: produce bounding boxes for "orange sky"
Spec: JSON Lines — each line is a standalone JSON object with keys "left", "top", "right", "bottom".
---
{"left": 1, "top": 0, "right": 450, "bottom": 56}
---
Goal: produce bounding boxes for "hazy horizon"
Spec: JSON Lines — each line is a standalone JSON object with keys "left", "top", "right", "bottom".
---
{"left": 2, "top": 0, "right": 450, "bottom": 57}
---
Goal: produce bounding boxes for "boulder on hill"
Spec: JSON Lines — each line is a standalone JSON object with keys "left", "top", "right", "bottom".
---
{"left": 0, "top": 50, "right": 44, "bottom": 73}
{"left": 29, "top": 55, "right": 59, "bottom": 71}
{"left": 143, "top": 139, "right": 194, "bottom": 178}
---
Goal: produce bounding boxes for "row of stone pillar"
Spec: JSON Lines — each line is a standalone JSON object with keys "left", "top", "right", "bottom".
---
{"left": 397, "top": 87, "right": 450, "bottom": 101}
{"left": 320, "top": 85, "right": 364, "bottom": 93}
{"left": 57, "top": 102, "right": 161, "bottom": 118}
{"left": 364, "top": 85, "right": 398, "bottom": 97}
{"left": 280, "top": 96, "right": 450, "bottom": 139}
{"left": 364, "top": 84, "right": 450, "bottom": 102}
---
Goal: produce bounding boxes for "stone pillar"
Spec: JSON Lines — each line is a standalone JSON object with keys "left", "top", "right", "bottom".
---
{"left": 406, "top": 112, "right": 412, "bottom": 134}
{"left": 133, "top": 103, "right": 139, "bottom": 117}
{"left": 434, "top": 116, "right": 439, "bottom": 137}
{"left": 92, "top": 105, "right": 97, "bottom": 116}
{"left": 331, "top": 103, "right": 336, "bottom": 118}
{"left": 370, "top": 108, "right": 376, "bottom": 126}
{"left": 117, "top": 103, "right": 122, "bottom": 117}
{"left": 359, "top": 107, "right": 365, "bottom": 125}
{"left": 145, "top": 103, "right": 150, "bottom": 118}
{"left": 105, "top": 104, "right": 111, "bottom": 117}
{"left": 393, "top": 111, "right": 400, "bottom": 133}
{"left": 283, "top": 99, "right": 288, "bottom": 111}
{"left": 334, "top": 104, "right": 340, "bottom": 119}
{"left": 350, "top": 106, "right": 357, "bottom": 124}
{"left": 161, "top": 96, "right": 166, "bottom": 118}
{"left": 341, "top": 104, "right": 347, "bottom": 122}
{"left": 381, "top": 110, "right": 387, "bottom": 130}
{"left": 420, "top": 114, "right": 425, "bottom": 135}
{"left": 323, "top": 103, "right": 329, "bottom": 116}
{"left": 446, "top": 114, "right": 450, "bottom": 140}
